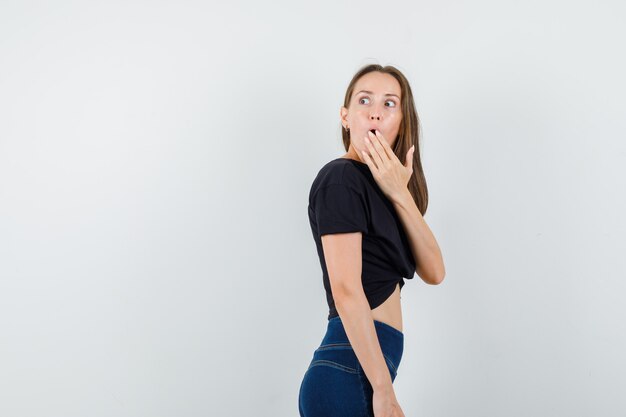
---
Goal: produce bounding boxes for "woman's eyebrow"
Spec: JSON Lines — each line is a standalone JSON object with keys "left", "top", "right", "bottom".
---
{"left": 356, "top": 90, "right": 400, "bottom": 99}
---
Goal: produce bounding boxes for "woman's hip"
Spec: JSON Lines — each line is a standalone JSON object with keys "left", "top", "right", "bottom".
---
{"left": 298, "top": 316, "right": 404, "bottom": 416}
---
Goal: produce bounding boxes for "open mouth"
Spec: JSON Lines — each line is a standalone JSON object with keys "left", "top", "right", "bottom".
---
{"left": 370, "top": 129, "right": 376, "bottom": 134}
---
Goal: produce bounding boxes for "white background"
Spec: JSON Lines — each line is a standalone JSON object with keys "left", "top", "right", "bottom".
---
{"left": 1, "top": 1, "right": 625, "bottom": 416}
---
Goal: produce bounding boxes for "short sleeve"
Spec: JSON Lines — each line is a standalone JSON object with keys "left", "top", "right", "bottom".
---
{"left": 312, "top": 183, "right": 369, "bottom": 236}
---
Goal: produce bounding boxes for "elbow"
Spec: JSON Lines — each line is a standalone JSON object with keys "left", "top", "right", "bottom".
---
{"left": 430, "top": 265, "right": 446, "bottom": 285}
{"left": 433, "top": 265, "right": 446, "bottom": 285}
{"left": 426, "top": 274, "right": 444, "bottom": 285}
{"left": 418, "top": 265, "right": 445, "bottom": 285}
{"left": 332, "top": 284, "right": 363, "bottom": 301}
{"left": 331, "top": 282, "right": 367, "bottom": 306}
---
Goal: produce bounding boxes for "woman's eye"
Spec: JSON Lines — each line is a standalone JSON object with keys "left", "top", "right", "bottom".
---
{"left": 358, "top": 97, "right": 396, "bottom": 108}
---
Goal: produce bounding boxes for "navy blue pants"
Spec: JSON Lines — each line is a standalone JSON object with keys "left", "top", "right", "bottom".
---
{"left": 298, "top": 315, "right": 404, "bottom": 417}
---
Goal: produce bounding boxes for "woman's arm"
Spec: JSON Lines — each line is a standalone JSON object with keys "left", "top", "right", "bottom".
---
{"left": 391, "top": 189, "right": 446, "bottom": 285}
{"left": 321, "top": 232, "right": 394, "bottom": 392}
{"left": 359, "top": 132, "right": 445, "bottom": 285}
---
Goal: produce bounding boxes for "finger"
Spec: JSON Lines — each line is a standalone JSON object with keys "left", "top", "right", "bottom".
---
{"left": 405, "top": 145, "right": 415, "bottom": 168}
{"left": 367, "top": 130, "right": 393, "bottom": 162}
{"left": 365, "top": 133, "right": 384, "bottom": 168}
{"left": 369, "top": 130, "right": 392, "bottom": 163}
{"left": 360, "top": 148, "right": 376, "bottom": 170}
{"left": 373, "top": 130, "right": 395, "bottom": 162}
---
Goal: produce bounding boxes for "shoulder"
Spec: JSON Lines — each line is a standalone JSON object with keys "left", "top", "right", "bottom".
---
{"left": 308, "top": 159, "right": 370, "bottom": 234}
{"left": 309, "top": 159, "right": 364, "bottom": 202}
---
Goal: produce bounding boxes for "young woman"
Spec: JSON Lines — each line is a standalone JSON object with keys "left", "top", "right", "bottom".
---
{"left": 298, "top": 64, "right": 446, "bottom": 417}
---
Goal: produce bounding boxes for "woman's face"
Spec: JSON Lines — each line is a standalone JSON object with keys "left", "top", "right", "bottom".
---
{"left": 341, "top": 71, "right": 403, "bottom": 158}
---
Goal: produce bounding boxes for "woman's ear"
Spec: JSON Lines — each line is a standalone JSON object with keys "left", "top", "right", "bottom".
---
{"left": 339, "top": 106, "right": 348, "bottom": 126}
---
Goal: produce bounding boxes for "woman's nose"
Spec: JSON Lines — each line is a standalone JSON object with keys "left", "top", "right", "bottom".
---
{"left": 370, "top": 106, "right": 382, "bottom": 120}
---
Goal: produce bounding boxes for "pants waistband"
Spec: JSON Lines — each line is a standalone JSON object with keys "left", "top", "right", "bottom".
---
{"left": 319, "top": 315, "right": 404, "bottom": 371}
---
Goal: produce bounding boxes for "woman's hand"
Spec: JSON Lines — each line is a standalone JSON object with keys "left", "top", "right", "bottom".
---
{"left": 361, "top": 130, "right": 415, "bottom": 203}
{"left": 373, "top": 386, "right": 406, "bottom": 417}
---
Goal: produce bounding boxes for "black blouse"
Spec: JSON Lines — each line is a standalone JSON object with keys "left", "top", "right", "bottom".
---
{"left": 308, "top": 157, "right": 416, "bottom": 320}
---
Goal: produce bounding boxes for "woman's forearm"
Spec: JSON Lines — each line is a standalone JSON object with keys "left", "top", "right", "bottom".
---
{"left": 391, "top": 188, "right": 445, "bottom": 284}
{"left": 333, "top": 289, "right": 394, "bottom": 392}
